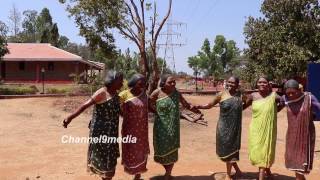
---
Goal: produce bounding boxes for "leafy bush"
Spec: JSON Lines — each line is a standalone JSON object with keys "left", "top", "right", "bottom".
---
{"left": 0, "top": 86, "right": 38, "bottom": 95}
{"left": 46, "top": 87, "right": 69, "bottom": 94}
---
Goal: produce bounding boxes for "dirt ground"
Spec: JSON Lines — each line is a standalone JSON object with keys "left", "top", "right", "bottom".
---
{"left": 1, "top": 95, "right": 320, "bottom": 180}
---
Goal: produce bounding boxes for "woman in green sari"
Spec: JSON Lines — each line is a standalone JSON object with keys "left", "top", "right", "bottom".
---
{"left": 195, "top": 76, "right": 244, "bottom": 180}
{"left": 149, "top": 74, "right": 199, "bottom": 180}
{"left": 244, "top": 75, "right": 284, "bottom": 180}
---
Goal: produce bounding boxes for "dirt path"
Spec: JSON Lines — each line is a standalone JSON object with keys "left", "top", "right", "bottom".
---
{"left": 1, "top": 96, "right": 320, "bottom": 180}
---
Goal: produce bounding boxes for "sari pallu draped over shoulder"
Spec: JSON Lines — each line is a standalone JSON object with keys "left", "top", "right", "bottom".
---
{"left": 120, "top": 90, "right": 150, "bottom": 175}
{"left": 216, "top": 92, "right": 243, "bottom": 162}
{"left": 153, "top": 90, "right": 180, "bottom": 165}
{"left": 249, "top": 92, "right": 277, "bottom": 168}
{"left": 285, "top": 92, "right": 315, "bottom": 174}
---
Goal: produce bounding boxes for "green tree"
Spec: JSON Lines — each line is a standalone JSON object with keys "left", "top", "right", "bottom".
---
{"left": 0, "top": 21, "right": 9, "bottom": 80}
{"left": 37, "top": 8, "right": 53, "bottom": 42}
{"left": 0, "top": 21, "right": 9, "bottom": 57}
{"left": 58, "top": 35, "right": 69, "bottom": 49}
{"left": 50, "top": 23, "right": 60, "bottom": 47}
{"left": 22, "top": 10, "right": 38, "bottom": 42}
{"left": 40, "top": 28, "right": 49, "bottom": 43}
{"left": 188, "top": 35, "right": 240, "bottom": 79}
{"left": 243, "top": 0, "right": 320, "bottom": 83}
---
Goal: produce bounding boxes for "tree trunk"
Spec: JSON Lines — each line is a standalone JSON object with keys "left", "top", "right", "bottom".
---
{"left": 139, "top": 49, "right": 148, "bottom": 77}
{"left": 147, "top": 49, "right": 160, "bottom": 95}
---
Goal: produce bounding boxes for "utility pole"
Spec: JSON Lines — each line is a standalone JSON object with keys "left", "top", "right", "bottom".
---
{"left": 157, "top": 13, "right": 186, "bottom": 74}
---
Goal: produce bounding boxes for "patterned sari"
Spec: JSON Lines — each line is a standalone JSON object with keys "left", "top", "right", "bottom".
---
{"left": 153, "top": 90, "right": 180, "bottom": 165}
{"left": 87, "top": 95, "right": 120, "bottom": 178}
{"left": 285, "top": 92, "right": 315, "bottom": 174}
{"left": 216, "top": 91, "right": 242, "bottom": 162}
{"left": 120, "top": 90, "right": 149, "bottom": 175}
{"left": 249, "top": 92, "right": 277, "bottom": 168}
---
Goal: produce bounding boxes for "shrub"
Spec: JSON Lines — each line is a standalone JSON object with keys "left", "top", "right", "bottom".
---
{"left": 46, "top": 87, "right": 69, "bottom": 94}
{"left": 0, "top": 86, "right": 38, "bottom": 95}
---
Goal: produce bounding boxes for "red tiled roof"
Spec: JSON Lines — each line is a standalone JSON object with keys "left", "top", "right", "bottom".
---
{"left": 4, "top": 43, "right": 82, "bottom": 60}
{"left": 3, "top": 43, "right": 103, "bottom": 70}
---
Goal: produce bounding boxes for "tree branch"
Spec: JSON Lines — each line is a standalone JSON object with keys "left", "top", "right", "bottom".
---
{"left": 124, "top": 2, "right": 141, "bottom": 32}
{"left": 152, "top": 0, "right": 172, "bottom": 48}
{"left": 117, "top": 25, "right": 140, "bottom": 47}
{"left": 140, "top": 0, "right": 145, "bottom": 33}
{"left": 129, "top": 0, "right": 143, "bottom": 27}
{"left": 150, "top": 1, "right": 156, "bottom": 44}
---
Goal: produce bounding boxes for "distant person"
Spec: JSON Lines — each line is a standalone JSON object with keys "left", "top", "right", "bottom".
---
{"left": 283, "top": 79, "right": 320, "bottom": 180}
{"left": 244, "top": 75, "right": 284, "bottom": 180}
{"left": 149, "top": 74, "right": 200, "bottom": 180}
{"left": 62, "top": 71, "right": 123, "bottom": 180}
{"left": 119, "top": 74, "right": 149, "bottom": 180}
{"left": 195, "top": 76, "right": 245, "bottom": 180}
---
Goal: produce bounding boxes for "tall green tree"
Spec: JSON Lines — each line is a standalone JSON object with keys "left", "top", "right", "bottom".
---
{"left": 37, "top": 8, "right": 53, "bottom": 43}
{"left": 22, "top": 10, "right": 38, "bottom": 42}
{"left": 50, "top": 23, "right": 60, "bottom": 47}
{"left": 243, "top": 0, "right": 320, "bottom": 83}
{"left": 59, "top": 0, "right": 172, "bottom": 94}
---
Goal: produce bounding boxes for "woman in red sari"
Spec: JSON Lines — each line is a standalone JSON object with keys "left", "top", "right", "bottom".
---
{"left": 119, "top": 74, "right": 149, "bottom": 180}
{"left": 283, "top": 79, "right": 320, "bottom": 180}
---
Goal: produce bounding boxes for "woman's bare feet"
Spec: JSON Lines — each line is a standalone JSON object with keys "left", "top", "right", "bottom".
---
{"left": 133, "top": 174, "right": 141, "bottom": 180}
{"left": 164, "top": 174, "right": 173, "bottom": 180}
{"left": 225, "top": 174, "right": 232, "bottom": 180}
{"left": 265, "top": 168, "right": 273, "bottom": 180}
{"left": 232, "top": 162, "right": 242, "bottom": 178}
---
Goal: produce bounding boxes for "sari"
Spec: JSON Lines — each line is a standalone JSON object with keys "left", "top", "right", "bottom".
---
{"left": 153, "top": 90, "right": 180, "bottom": 165}
{"left": 284, "top": 92, "right": 315, "bottom": 174}
{"left": 87, "top": 95, "right": 120, "bottom": 178}
{"left": 216, "top": 91, "right": 242, "bottom": 162}
{"left": 249, "top": 92, "right": 277, "bottom": 168}
{"left": 119, "top": 90, "right": 149, "bottom": 174}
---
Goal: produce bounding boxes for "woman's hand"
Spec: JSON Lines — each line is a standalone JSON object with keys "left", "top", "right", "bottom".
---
{"left": 190, "top": 105, "right": 202, "bottom": 114}
{"left": 62, "top": 118, "right": 71, "bottom": 128}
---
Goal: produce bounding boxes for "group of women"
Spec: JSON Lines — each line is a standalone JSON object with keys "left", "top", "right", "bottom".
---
{"left": 195, "top": 75, "right": 320, "bottom": 180}
{"left": 63, "top": 71, "right": 198, "bottom": 180}
{"left": 63, "top": 71, "right": 320, "bottom": 180}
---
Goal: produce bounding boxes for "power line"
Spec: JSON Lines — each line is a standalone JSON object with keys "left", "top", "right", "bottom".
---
{"left": 157, "top": 13, "right": 186, "bottom": 74}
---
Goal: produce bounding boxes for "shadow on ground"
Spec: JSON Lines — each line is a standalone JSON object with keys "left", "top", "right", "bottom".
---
{"left": 149, "top": 171, "right": 295, "bottom": 180}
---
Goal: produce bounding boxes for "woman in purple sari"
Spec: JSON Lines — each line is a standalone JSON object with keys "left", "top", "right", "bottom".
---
{"left": 283, "top": 79, "right": 320, "bottom": 180}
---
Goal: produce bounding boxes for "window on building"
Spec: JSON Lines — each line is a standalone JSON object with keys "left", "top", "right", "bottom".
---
{"left": 19, "top": 62, "right": 25, "bottom": 71}
{"left": 48, "top": 62, "right": 54, "bottom": 71}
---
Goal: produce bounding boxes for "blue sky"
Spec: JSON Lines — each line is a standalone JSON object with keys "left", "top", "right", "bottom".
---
{"left": 0, "top": 0, "right": 263, "bottom": 74}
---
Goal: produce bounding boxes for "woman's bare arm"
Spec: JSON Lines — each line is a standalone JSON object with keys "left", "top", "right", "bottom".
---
{"left": 148, "top": 89, "right": 159, "bottom": 113}
{"left": 242, "top": 93, "right": 253, "bottom": 110}
{"left": 276, "top": 94, "right": 285, "bottom": 112}
{"left": 195, "top": 93, "right": 222, "bottom": 109}
{"left": 63, "top": 89, "right": 106, "bottom": 128}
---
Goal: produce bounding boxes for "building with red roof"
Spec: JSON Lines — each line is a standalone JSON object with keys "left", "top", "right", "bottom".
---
{"left": 0, "top": 43, "right": 104, "bottom": 83}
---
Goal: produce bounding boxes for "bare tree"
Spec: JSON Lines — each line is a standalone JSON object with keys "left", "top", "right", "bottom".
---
{"left": 8, "top": 4, "right": 21, "bottom": 37}
{"left": 60, "top": 0, "right": 172, "bottom": 94}
{"left": 118, "top": 0, "right": 172, "bottom": 93}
